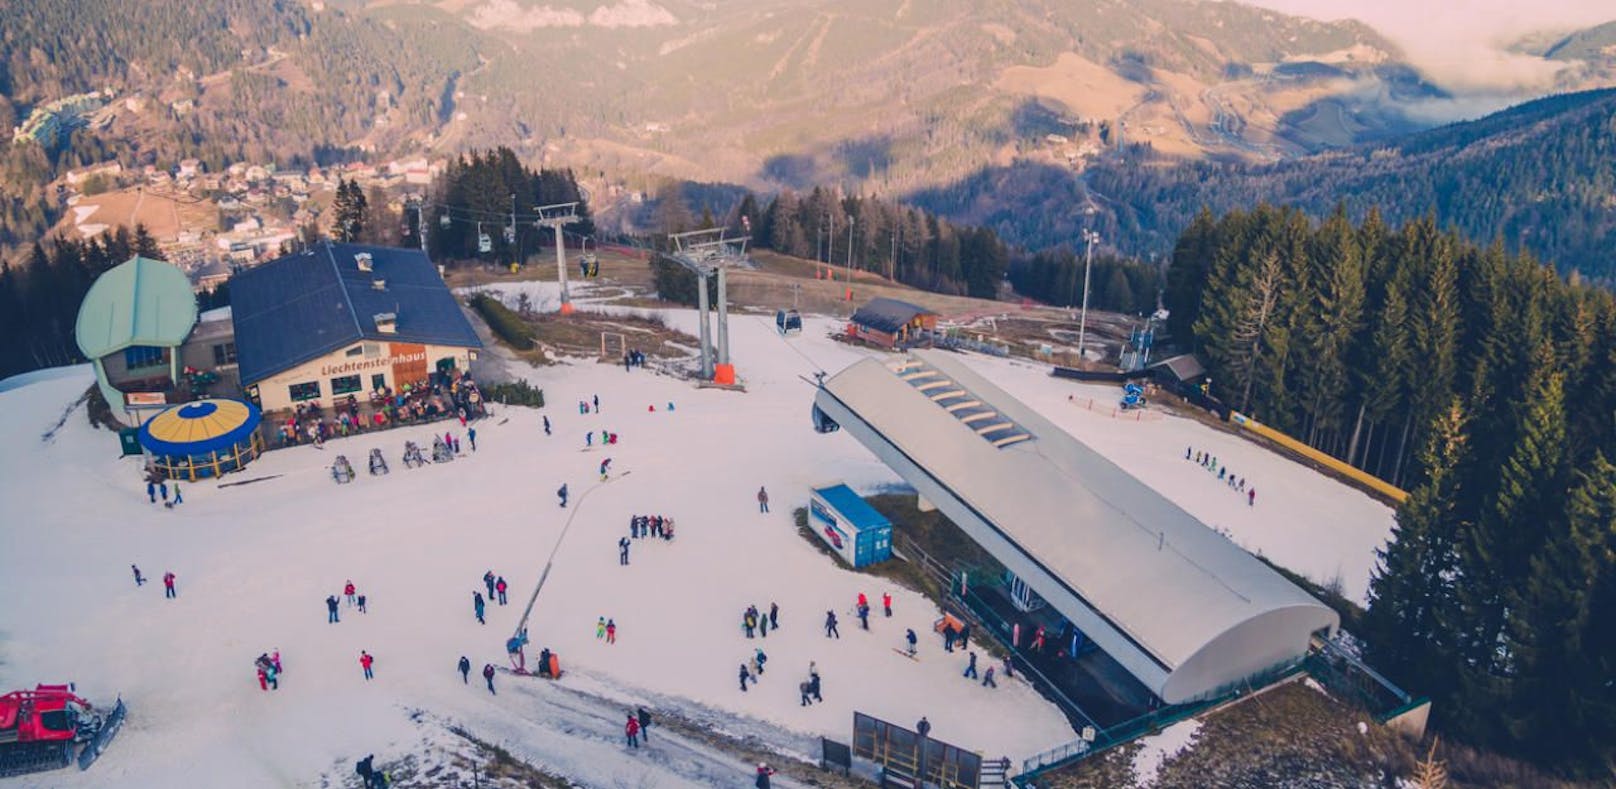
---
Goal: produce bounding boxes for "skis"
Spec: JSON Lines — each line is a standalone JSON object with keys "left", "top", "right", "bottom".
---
{"left": 891, "top": 649, "right": 919, "bottom": 661}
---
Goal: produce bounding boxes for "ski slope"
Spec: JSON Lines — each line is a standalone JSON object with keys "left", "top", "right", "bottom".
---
{"left": 0, "top": 287, "right": 1394, "bottom": 788}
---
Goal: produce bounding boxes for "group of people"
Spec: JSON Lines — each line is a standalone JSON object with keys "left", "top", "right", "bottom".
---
{"left": 577, "top": 394, "right": 601, "bottom": 414}
{"left": 326, "top": 579, "right": 369, "bottom": 623}
{"left": 1186, "top": 447, "right": 1257, "bottom": 506}
{"left": 457, "top": 655, "right": 500, "bottom": 693}
{"left": 740, "top": 603, "right": 780, "bottom": 639}
{"left": 143, "top": 478, "right": 183, "bottom": 507}
{"left": 253, "top": 651, "right": 283, "bottom": 691}
{"left": 474, "top": 571, "right": 509, "bottom": 624}
{"left": 587, "top": 428, "right": 620, "bottom": 448}
{"left": 630, "top": 513, "right": 675, "bottom": 541}
{"left": 596, "top": 616, "right": 619, "bottom": 644}
{"left": 738, "top": 646, "right": 769, "bottom": 691}
{"left": 621, "top": 349, "right": 648, "bottom": 371}
{"left": 130, "top": 564, "right": 178, "bottom": 599}
{"left": 274, "top": 372, "right": 486, "bottom": 448}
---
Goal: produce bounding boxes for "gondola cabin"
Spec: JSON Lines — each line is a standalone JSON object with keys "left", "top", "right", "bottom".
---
{"left": 776, "top": 309, "right": 803, "bottom": 335}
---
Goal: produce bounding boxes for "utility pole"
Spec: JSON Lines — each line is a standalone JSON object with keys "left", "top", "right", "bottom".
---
{"left": 1077, "top": 229, "right": 1100, "bottom": 364}
{"left": 414, "top": 198, "right": 427, "bottom": 255}
{"left": 509, "top": 193, "right": 517, "bottom": 266}
{"left": 844, "top": 214, "right": 855, "bottom": 300}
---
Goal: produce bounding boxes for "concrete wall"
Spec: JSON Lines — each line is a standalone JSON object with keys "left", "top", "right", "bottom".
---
{"left": 249, "top": 340, "right": 474, "bottom": 412}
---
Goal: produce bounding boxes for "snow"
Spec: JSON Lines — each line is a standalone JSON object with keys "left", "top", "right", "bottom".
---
{"left": 1129, "top": 718, "right": 1201, "bottom": 787}
{"left": 0, "top": 282, "right": 1394, "bottom": 788}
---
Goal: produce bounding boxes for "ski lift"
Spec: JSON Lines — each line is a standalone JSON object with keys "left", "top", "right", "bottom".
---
{"left": 439, "top": 213, "right": 451, "bottom": 228}
{"left": 477, "top": 223, "right": 492, "bottom": 253}
{"left": 503, "top": 226, "right": 515, "bottom": 243}
{"left": 775, "top": 308, "right": 802, "bottom": 335}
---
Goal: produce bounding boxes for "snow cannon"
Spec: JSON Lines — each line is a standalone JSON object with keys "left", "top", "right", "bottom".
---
{"left": 1120, "top": 383, "right": 1145, "bottom": 410}
{"left": 0, "top": 684, "right": 127, "bottom": 778}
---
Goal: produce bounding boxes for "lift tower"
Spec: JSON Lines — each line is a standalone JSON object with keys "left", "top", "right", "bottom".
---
{"left": 535, "top": 202, "right": 583, "bottom": 315}
{"left": 667, "top": 228, "right": 749, "bottom": 385}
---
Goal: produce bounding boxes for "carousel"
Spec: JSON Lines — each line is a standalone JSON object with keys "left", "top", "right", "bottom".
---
{"left": 138, "top": 399, "right": 265, "bottom": 481}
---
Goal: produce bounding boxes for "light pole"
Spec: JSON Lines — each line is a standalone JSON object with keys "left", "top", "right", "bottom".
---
{"left": 1076, "top": 229, "right": 1100, "bottom": 364}
{"left": 844, "top": 215, "right": 855, "bottom": 301}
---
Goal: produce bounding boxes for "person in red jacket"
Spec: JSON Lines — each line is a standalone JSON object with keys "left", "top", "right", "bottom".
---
{"left": 345, "top": 580, "right": 357, "bottom": 607}
{"left": 624, "top": 713, "right": 641, "bottom": 748}
{"left": 856, "top": 592, "right": 868, "bottom": 610}
{"left": 163, "top": 571, "right": 177, "bottom": 599}
{"left": 495, "top": 576, "right": 508, "bottom": 606}
{"left": 359, "top": 650, "right": 375, "bottom": 680}
{"left": 882, "top": 592, "right": 893, "bottom": 617}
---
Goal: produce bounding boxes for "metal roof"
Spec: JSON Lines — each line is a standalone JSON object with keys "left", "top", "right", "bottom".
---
{"left": 230, "top": 243, "right": 482, "bottom": 385}
{"left": 812, "top": 484, "right": 892, "bottom": 532}
{"left": 850, "top": 297, "right": 934, "bottom": 334}
{"left": 138, "top": 399, "right": 262, "bottom": 457}
{"left": 74, "top": 256, "right": 198, "bottom": 359}
{"left": 816, "top": 349, "right": 1336, "bottom": 703}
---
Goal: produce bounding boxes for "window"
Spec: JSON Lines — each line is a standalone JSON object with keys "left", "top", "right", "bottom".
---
{"left": 331, "top": 375, "right": 362, "bottom": 395}
{"left": 288, "top": 381, "right": 321, "bottom": 402}
{"left": 345, "top": 345, "right": 364, "bottom": 358}
{"left": 212, "top": 342, "right": 237, "bottom": 366}
{"left": 124, "top": 345, "right": 165, "bottom": 370}
{"left": 364, "top": 342, "right": 383, "bottom": 358}
{"left": 371, "top": 373, "right": 387, "bottom": 392}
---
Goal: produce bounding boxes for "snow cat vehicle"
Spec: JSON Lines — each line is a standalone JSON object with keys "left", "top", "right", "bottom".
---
{"left": 0, "top": 684, "right": 126, "bottom": 778}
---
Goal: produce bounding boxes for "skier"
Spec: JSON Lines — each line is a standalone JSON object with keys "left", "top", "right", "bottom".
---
{"left": 474, "top": 592, "right": 487, "bottom": 624}
{"left": 558, "top": 483, "right": 569, "bottom": 508}
{"left": 757, "top": 486, "right": 769, "bottom": 513}
{"left": 484, "top": 571, "right": 496, "bottom": 599}
{"left": 1249, "top": 488, "right": 1257, "bottom": 507}
{"left": 857, "top": 603, "right": 870, "bottom": 630}
{"left": 905, "top": 628, "right": 918, "bottom": 657}
{"left": 496, "top": 576, "right": 508, "bottom": 605}
{"left": 600, "top": 457, "right": 612, "bottom": 481}
{"left": 882, "top": 592, "right": 892, "bottom": 617}
{"left": 624, "top": 713, "right": 640, "bottom": 748}
{"left": 357, "top": 594, "right": 367, "bottom": 613}
{"left": 1186, "top": 445, "right": 1192, "bottom": 460}
{"left": 147, "top": 480, "right": 157, "bottom": 503}
{"left": 593, "top": 394, "right": 599, "bottom": 411}
{"left": 543, "top": 415, "right": 551, "bottom": 435}
{"left": 754, "top": 647, "right": 767, "bottom": 675}
{"left": 964, "top": 651, "right": 978, "bottom": 679}
{"left": 327, "top": 595, "right": 340, "bottom": 623}
{"left": 739, "top": 663, "right": 752, "bottom": 692}
{"left": 982, "top": 666, "right": 997, "bottom": 688}
{"left": 637, "top": 707, "right": 652, "bottom": 742}
{"left": 824, "top": 610, "right": 840, "bottom": 638}
{"left": 359, "top": 650, "right": 375, "bottom": 680}
{"left": 131, "top": 564, "right": 145, "bottom": 586}
{"left": 587, "top": 431, "right": 593, "bottom": 447}
{"left": 619, "top": 536, "right": 631, "bottom": 566}
{"left": 756, "top": 763, "right": 777, "bottom": 789}
{"left": 597, "top": 616, "right": 608, "bottom": 639}
{"left": 163, "top": 571, "right": 177, "bottom": 599}
{"left": 769, "top": 602, "right": 779, "bottom": 629}
{"left": 483, "top": 663, "right": 497, "bottom": 694}
{"left": 606, "top": 619, "right": 617, "bottom": 644}
{"left": 345, "top": 580, "right": 357, "bottom": 607}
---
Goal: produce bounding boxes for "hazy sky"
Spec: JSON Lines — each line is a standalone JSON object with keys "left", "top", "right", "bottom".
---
{"left": 1242, "top": 0, "right": 1616, "bottom": 90}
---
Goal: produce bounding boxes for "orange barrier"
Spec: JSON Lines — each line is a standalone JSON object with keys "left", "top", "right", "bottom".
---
{"left": 712, "top": 363, "right": 735, "bottom": 386}
{"left": 1230, "top": 412, "right": 1408, "bottom": 503}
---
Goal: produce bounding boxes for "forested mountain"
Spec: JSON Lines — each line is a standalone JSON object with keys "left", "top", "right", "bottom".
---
{"left": 915, "top": 88, "right": 1616, "bottom": 281}
{"left": 1167, "top": 205, "right": 1616, "bottom": 772}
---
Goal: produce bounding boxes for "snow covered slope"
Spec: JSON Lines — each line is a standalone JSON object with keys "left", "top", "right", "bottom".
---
{"left": 0, "top": 291, "right": 1393, "bottom": 788}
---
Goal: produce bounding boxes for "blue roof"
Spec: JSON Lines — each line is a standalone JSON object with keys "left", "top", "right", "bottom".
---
{"left": 231, "top": 243, "right": 481, "bottom": 385}
{"left": 138, "top": 399, "right": 262, "bottom": 457}
{"left": 812, "top": 484, "right": 892, "bottom": 531}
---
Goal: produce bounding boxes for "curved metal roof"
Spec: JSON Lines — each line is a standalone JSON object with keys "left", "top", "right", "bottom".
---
{"left": 816, "top": 350, "right": 1337, "bottom": 703}
{"left": 138, "top": 399, "right": 262, "bottom": 457}
{"left": 74, "top": 256, "right": 198, "bottom": 359}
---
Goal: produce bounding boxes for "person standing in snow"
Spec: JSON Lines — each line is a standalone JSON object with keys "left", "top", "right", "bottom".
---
{"left": 905, "top": 628, "right": 918, "bottom": 656}
{"left": 636, "top": 707, "right": 652, "bottom": 741}
{"left": 163, "top": 571, "right": 177, "bottom": 599}
{"left": 587, "top": 431, "right": 593, "bottom": 447}
{"left": 359, "top": 650, "right": 375, "bottom": 680}
{"left": 558, "top": 484, "right": 568, "bottom": 507}
{"left": 593, "top": 394, "right": 600, "bottom": 412}
{"left": 757, "top": 486, "right": 769, "bottom": 513}
{"left": 739, "top": 663, "right": 752, "bottom": 691}
{"left": 272, "top": 650, "right": 282, "bottom": 674}
{"left": 619, "top": 537, "right": 631, "bottom": 566}
{"left": 799, "top": 680, "right": 813, "bottom": 706}
{"left": 824, "top": 611, "right": 839, "bottom": 638}
{"left": 327, "top": 595, "right": 340, "bottom": 623}
{"left": 982, "top": 666, "right": 997, "bottom": 688}
{"left": 468, "top": 426, "right": 477, "bottom": 452}
{"left": 357, "top": 593, "right": 367, "bottom": 613}
{"left": 597, "top": 616, "right": 607, "bottom": 639}
{"left": 543, "top": 415, "right": 551, "bottom": 435}
{"left": 131, "top": 564, "right": 145, "bottom": 586}
{"left": 170, "top": 484, "right": 183, "bottom": 506}
{"left": 624, "top": 713, "right": 640, "bottom": 748}
{"left": 759, "top": 612, "right": 769, "bottom": 638}
{"left": 484, "top": 571, "right": 496, "bottom": 599}
{"left": 606, "top": 619, "right": 617, "bottom": 644}
{"left": 257, "top": 665, "right": 269, "bottom": 691}
{"left": 809, "top": 663, "right": 822, "bottom": 702}
{"left": 769, "top": 602, "right": 779, "bottom": 629}
{"left": 147, "top": 481, "right": 157, "bottom": 503}
{"left": 857, "top": 603, "right": 870, "bottom": 630}
{"left": 345, "top": 580, "right": 357, "bottom": 607}
{"left": 943, "top": 622, "right": 957, "bottom": 652}
{"left": 1249, "top": 487, "right": 1256, "bottom": 506}
{"left": 483, "top": 663, "right": 497, "bottom": 694}
{"left": 473, "top": 592, "right": 487, "bottom": 624}
{"left": 964, "top": 651, "right": 978, "bottom": 679}
{"left": 754, "top": 648, "right": 767, "bottom": 675}
{"left": 882, "top": 592, "right": 892, "bottom": 617}
{"left": 743, "top": 609, "right": 756, "bottom": 638}
{"left": 959, "top": 623, "right": 971, "bottom": 650}
{"left": 159, "top": 481, "right": 169, "bottom": 503}
{"left": 756, "top": 763, "right": 777, "bottom": 789}
{"left": 495, "top": 576, "right": 508, "bottom": 605}
{"left": 599, "top": 457, "right": 612, "bottom": 481}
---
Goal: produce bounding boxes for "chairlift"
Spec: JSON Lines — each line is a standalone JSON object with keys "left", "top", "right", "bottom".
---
{"left": 775, "top": 308, "right": 802, "bottom": 336}
{"left": 477, "top": 223, "right": 492, "bottom": 253}
{"left": 439, "top": 213, "right": 451, "bottom": 228}
{"left": 503, "top": 226, "right": 516, "bottom": 243}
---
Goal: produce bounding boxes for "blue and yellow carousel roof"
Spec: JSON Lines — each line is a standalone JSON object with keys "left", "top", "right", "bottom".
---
{"left": 138, "top": 399, "right": 262, "bottom": 457}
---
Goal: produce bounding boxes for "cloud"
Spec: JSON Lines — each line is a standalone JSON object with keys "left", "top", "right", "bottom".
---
{"left": 1239, "top": 0, "right": 1615, "bottom": 91}
{"left": 466, "top": 0, "right": 677, "bottom": 32}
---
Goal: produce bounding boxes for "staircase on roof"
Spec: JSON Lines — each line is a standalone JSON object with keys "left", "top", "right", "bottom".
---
{"left": 889, "top": 357, "right": 1033, "bottom": 449}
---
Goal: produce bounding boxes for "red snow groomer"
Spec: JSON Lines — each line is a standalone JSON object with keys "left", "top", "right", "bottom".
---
{"left": 0, "top": 684, "right": 126, "bottom": 778}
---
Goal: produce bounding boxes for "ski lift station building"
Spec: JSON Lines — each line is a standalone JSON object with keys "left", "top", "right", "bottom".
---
{"left": 811, "top": 349, "right": 1338, "bottom": 708}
